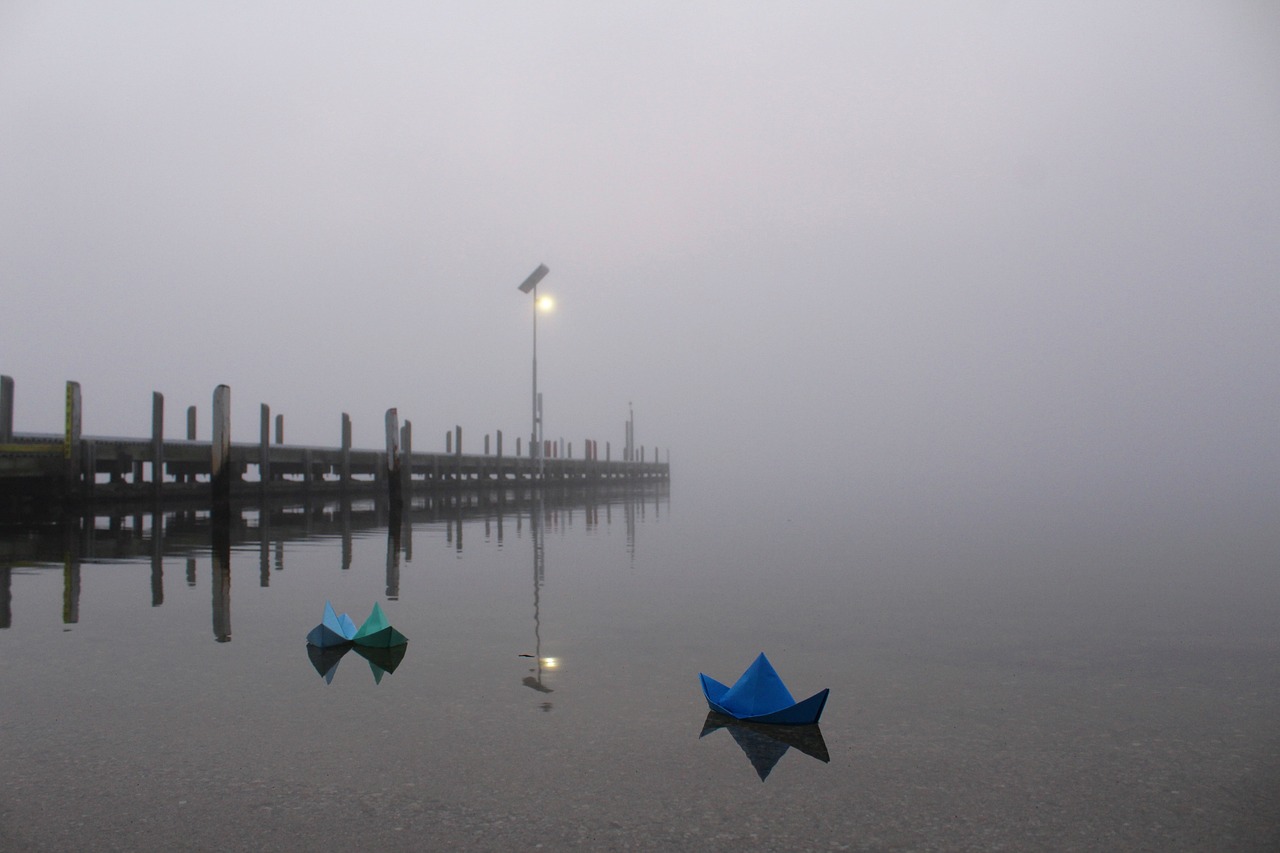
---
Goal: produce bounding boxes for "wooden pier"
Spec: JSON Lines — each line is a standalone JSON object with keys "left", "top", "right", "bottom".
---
{"left": 0, "top": 377, "right": 669, "bottom": 513}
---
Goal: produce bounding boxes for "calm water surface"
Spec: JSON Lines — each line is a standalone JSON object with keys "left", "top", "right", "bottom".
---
{"left": 1, "top": 485, "right": 1277, "bottom": 851}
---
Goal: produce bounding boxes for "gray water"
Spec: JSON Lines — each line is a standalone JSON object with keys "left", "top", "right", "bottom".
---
{"left": 1, "top": 485, "right": 1277, "bottom": 851}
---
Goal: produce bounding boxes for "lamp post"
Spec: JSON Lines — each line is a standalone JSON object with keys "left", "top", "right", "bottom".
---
{"left": 518, "top": 263, "right": 551, "bottom": 479}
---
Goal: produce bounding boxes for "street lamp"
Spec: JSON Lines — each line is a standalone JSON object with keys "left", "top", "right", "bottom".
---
{"left": 518, "top": 263, "right": 551, "bottom": 479}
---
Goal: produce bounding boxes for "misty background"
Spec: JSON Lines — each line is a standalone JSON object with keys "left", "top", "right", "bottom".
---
{"left": 2, "top": 2, "right": 1277, "bottom": 537}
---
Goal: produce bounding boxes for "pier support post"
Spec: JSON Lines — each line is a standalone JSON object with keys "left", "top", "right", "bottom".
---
{"left": 401, "top": 420, "right": 412, "bottom": 499}
{"left": 340, "top": 413, "right": 352, "bottom": 488}
{"left": 65, "top": 381, "right": 82, "bottom": 497}
{"left": 0, "top": 375, "right": 13, "bottom": 442}
{"left": 211, "top": 385, "right": 231, "bottom": 509}
{"left": 259, "top": 404, "right": 271, "bottom": 488}
{"left": 186, "top": 406, "right": 197, "bottom": 440}
{"left": 385, "top": 408, "right": 402, "bottom": 511}
{"left": 275, "top": 413, "right": 283, "bottom": 445}
{"left": 152, "top": 392, "right": 164, "bottom": 498}
{"left": 496, "top": 430, "right": 503, "bottom": 459}
{"left": 454, "top": 425, "right": 462, "bottom": 481}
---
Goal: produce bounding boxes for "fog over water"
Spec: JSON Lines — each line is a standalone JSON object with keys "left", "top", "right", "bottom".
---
{"left": 2, "top": 2, "right": 1278, "bottom": 528}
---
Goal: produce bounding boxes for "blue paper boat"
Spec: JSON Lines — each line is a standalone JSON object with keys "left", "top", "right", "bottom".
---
{"left": 306, "top": 601, "right": 357, "bottom": 648}
{"left": 699, "top": 653, "right": 829, "bottom": 725}
{"left": 352, "top": 601, "right": 409, "bottom": 648}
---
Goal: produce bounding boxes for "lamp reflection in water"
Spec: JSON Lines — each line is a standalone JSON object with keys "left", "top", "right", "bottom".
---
{"left": 520, "top": 494, "right": 556, "bottom": 710}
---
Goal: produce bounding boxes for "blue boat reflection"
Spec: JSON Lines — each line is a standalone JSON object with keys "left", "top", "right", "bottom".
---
{"left": 699, "top": 711, "right": 830, "bottom": 781}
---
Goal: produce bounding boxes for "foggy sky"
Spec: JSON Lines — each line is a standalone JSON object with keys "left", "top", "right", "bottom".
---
{"left": 2, "top": 2, "right": 1277, "bottom": 528}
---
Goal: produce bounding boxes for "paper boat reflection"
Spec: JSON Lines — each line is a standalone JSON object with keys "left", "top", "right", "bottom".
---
{"left": 352, "top": 643, "right": 407, "bottom": 684}
{"left": 307, "top": 642, "right": 350, "bottom": 684}
{"left": 306, "top": 601, "right": 357, "bottom": 648}
{"left": 699, "top": 652, "right": 829, "bottom": 725}
{"left": 700, "top": 711, "right": 830, "bottom": 781}
{"left": 304, "top": 642, "right": 408, "bottom": 685}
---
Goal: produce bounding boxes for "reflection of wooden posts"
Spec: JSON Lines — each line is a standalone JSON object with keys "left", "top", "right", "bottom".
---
{"left": 259, "top": 509, "right": 270, "bottom": 588}
{"left": 150, "top": 510, "right": 163, "bottom": 607}
{"left": 259, "top": 404, "right": 271, "bottom": 488}
{"left": 386, "top": 515, "right": 401, "bottom": 600}
{"left": 63, "top": 516, "right": 81, "bottom": 624}
{"left": 400, "top": 420, "right": 412, "bottom": 499}
{"left": 211, "top": 518, "right": 231, "bottom": 642}
{"left": 65, "top": 381, "right": 82, "bottom": 497}
{"left": 0, "top": 375, "right": 13, "bottom": 442}
{"left": 341, "top": 497, "right": 353, "bottom": 571}
{"left": 385, "top": 408, "right": 402, "bottom": 511}
{"left": 211, "top": 385, "right": 231, "bottom": 508}
{"left": 0, "top": 567, "right": 11, "bottom": 629}
{"left": 63, "top": 558, "right": 81, "bottom": 625}
{"left": 151, "top": 392, "right": 164, "bottom": 498}
{"left": 340, "top": 413, "right": 352, "bottom": 488}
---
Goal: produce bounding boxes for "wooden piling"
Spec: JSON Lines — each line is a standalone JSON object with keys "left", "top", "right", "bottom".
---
{"left": 497, "top": 429, "right": 503, "bottom": 459}
{"left": 211, "top": 385, "right": 231, "bottom": 507}
{"left": 275, "top": 413, "right": 283, "bottom": 445}
{"left": 186, "top": 406, "right": 196, "bottom": 440}
{"left": 340, "top": 413, "right": 352, "bottom": 487}
{"left": 151, "top": 392, "right": 164, "bottom": 498}
{"left": 385, "top": 408, "right": 402, "bottom": 510}
{"left": 400, "top": 420, "right": 412, "bottom": 499}
{"left": 259, "top": 404, "right": 271, "bottom": 487}
{"left": 0, "top": 375, "right": 13, "bottom": 443}
{"left": 65, "top": 381, "right": 82, "bottom": 496}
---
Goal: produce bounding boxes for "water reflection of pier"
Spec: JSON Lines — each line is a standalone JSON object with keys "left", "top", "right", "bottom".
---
{"left": 0, "top": 484, "right": 668, "bottom": 640}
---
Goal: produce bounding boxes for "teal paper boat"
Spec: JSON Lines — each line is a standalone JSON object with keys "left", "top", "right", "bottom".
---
{"left": 306, "top": 601, "right": 357, "bottom": 648}
{"left": 699, "top": 653, "right": 829, "bottom": 725}
{"left": 352, "top": 601, "right": 408, "bottom": 648}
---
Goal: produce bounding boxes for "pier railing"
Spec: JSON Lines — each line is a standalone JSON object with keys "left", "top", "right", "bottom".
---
{"left": 0, "top": 377, "right": 668, "bottom": 511}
